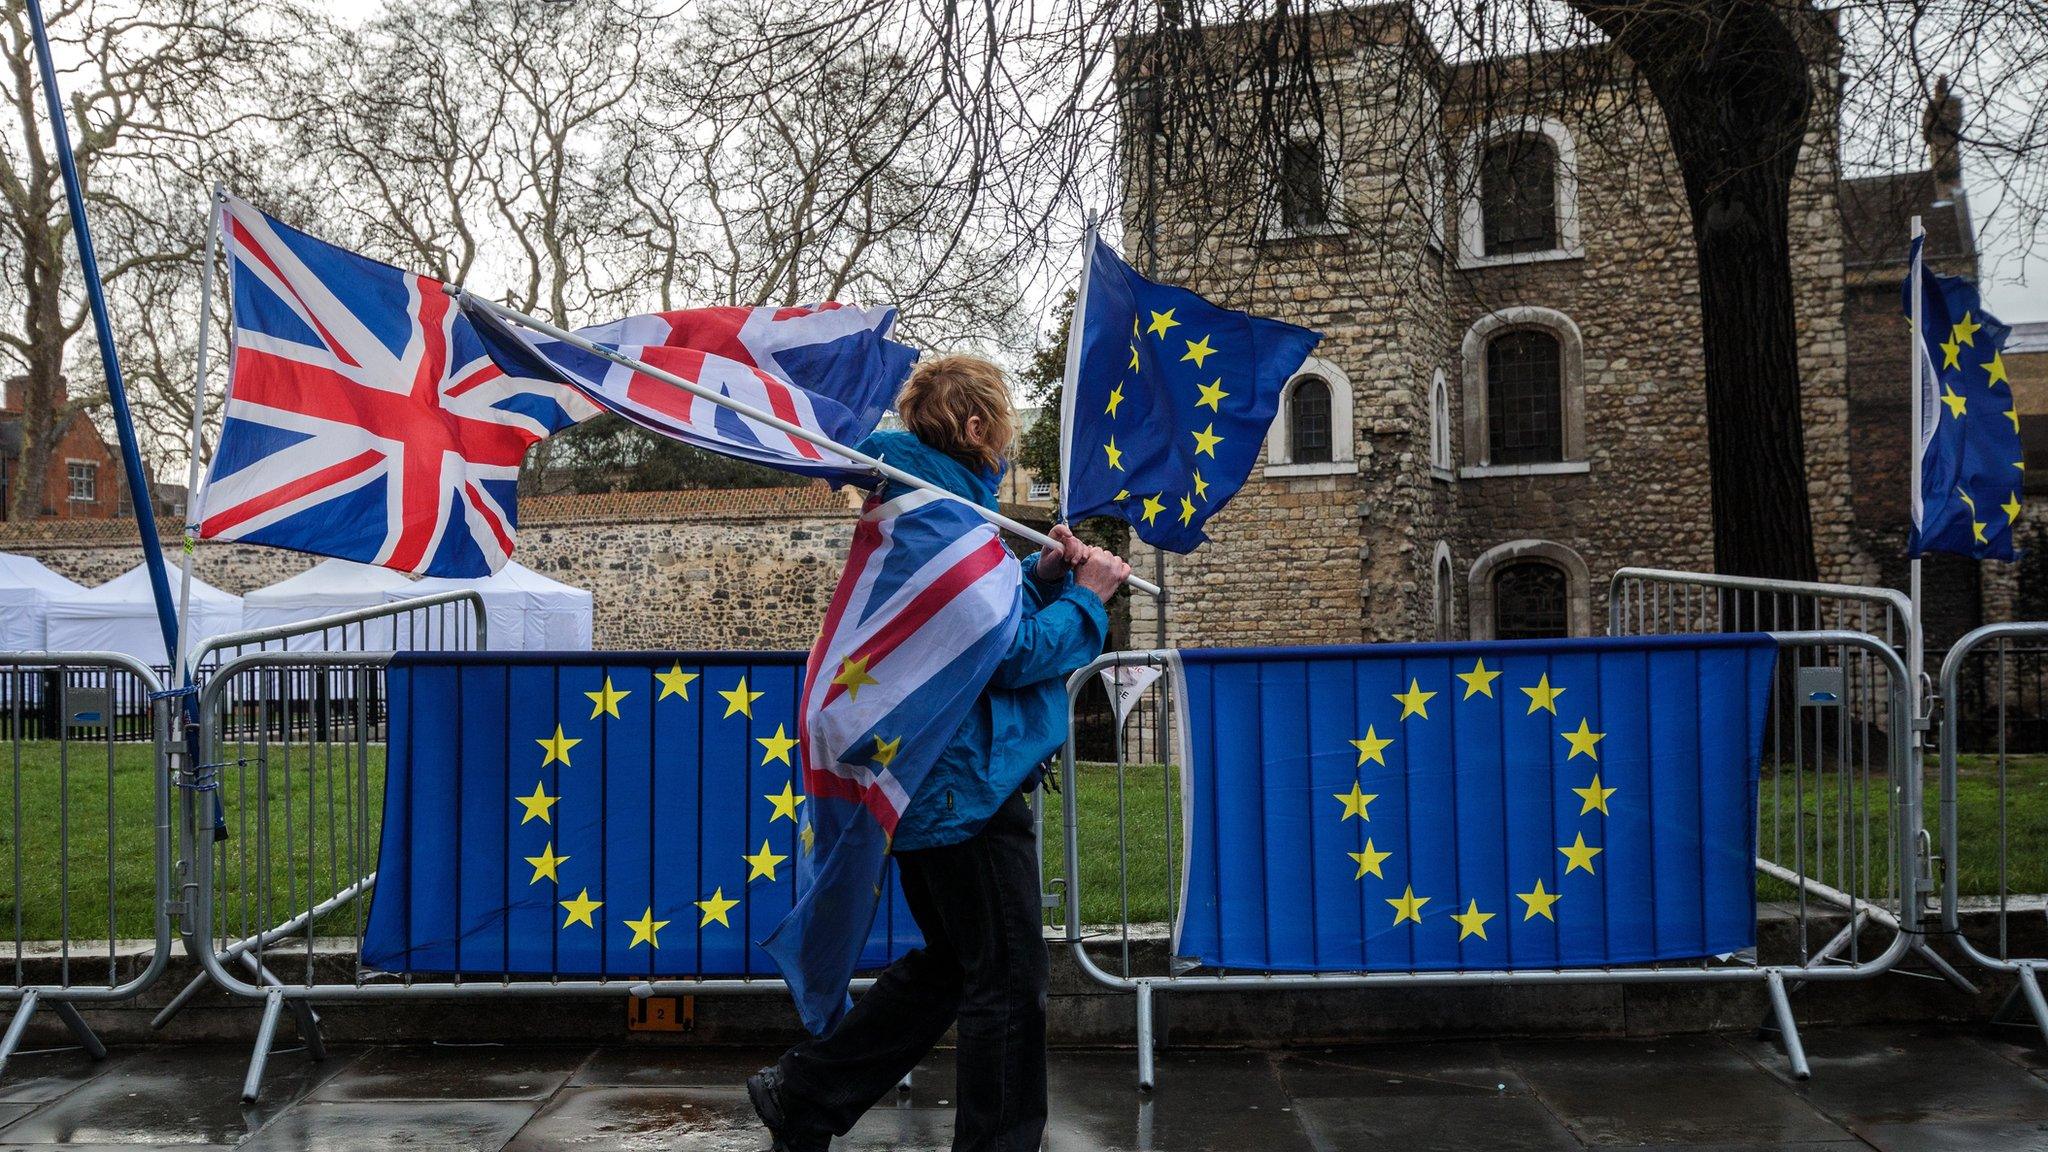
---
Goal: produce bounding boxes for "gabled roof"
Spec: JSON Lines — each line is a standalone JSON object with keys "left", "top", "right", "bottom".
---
{"left": 1841, "top": 170, "right": 1975, "bottom": 271}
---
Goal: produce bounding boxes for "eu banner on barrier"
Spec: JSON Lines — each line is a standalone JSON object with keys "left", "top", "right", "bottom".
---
{"left": 1172, "top": 634, "right": 1777, "bottom": 973}
{"left": 361, "top": 653, "right": 921, "bottom": 978}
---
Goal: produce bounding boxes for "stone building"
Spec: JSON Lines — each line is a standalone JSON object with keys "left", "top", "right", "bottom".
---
{"left": 0, "top": 378, "right": 126, "bottom": 522}
{"left": 1118, "top": 7, "right": 1909, "bottom": 649}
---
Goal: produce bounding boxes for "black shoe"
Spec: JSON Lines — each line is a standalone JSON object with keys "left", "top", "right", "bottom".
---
{"left": 748, "top": 1065, "right": 829, "bottom": 1152}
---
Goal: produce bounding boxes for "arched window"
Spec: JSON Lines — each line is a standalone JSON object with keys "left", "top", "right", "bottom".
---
{"left": 1492, "top": 560, "right": 1570, "bottom": 640}
{"left": 1433, "top": 545, "right": 1456, "bottom": 641}
{"left": 1486, "top": 329, "right": 1563, "bottom": 465}
{"left": 1479, "top": 134, "right": 1558, "bottom": 256}
{"left": 1289, "top": 377, "right": 1334, "bottom": 464}
{"left": 1429, "top": 368, "right": 1452, "bottom": 473}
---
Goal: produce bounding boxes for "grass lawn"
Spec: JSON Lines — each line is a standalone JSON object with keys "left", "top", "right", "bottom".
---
{"left": 0, "top": 743, "right": 2041, "bottom": 942}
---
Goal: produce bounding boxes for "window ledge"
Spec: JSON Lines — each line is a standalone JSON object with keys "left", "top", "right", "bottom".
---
{"left": 1265, "top": 222, "right": 1349, "bottom": 243}
{"left": 1430, "top": 466, "right": 1455, "bottom": 483}
{"left": 1456, "top": 245, "right": 1584, "bottom": 271}
{"left": 1267, "top": 460, "right": 1358, "bottom": 478}
{"left": 1459, "top": 461, "right": 1589, "bottom": 479}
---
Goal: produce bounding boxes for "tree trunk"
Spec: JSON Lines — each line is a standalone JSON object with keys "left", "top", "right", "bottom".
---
{"left": 1573, "top": 0, "right": 1821, "bottom": 582}
{"left": 9, "top": 220, "right": 67, "bottom": 522}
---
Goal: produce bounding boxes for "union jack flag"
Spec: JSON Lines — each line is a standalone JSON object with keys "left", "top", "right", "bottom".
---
{"left": 201, "top": 197, "right": 599, "bottom": 577}
{"left": 462, "top": 296, "right": 914, "bottom": 482}
{"left": 761, "top": 488, "right": 1022, "bottom": 1033}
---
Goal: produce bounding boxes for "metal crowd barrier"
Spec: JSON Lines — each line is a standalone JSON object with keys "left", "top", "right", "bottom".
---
{"left": 0, "top": 654, "right": 172, "bottom": 1075}
{"left": 1608, "top": 567, "right": 1915, "bottom": 656}
{"left": 1938, "top": 622, "right": 2048, "bottom": 1044}
{"left": 1056, "top": 631, "right": 1921, "bottom": 1088}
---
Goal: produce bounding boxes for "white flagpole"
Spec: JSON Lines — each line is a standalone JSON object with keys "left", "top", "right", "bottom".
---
{"left": 1909, "top": 215, "right": 1926, "bottom": 714}
{"left": 463, "top": 290, "right": 1164, "bottom": 598}
{"left": 174, "top": 185, "right": 225, "bottom": 682}
{"left": 1057, "top": 212, "right": 1099, "bottom": 527}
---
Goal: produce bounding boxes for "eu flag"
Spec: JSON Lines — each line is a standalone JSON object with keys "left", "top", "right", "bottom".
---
{"left": 1905, "top": 235, "right": 2023, "bottom": 560}
{"left": 1171, "top": 635, "right": 1776, "bottom": 972}
{"left": 1061, "top": 235, "right": 1320, "bottom": 552}
{"left": 361, "top": 652, "right": 920, "bottom": 979}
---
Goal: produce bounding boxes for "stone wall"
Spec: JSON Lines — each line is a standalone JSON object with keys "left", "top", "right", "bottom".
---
{"left": 0, "top": 486, "right": 858, "bottom": 652}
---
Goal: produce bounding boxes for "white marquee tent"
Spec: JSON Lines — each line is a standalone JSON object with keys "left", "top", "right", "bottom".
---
{"left": 0, "top": 552, "right": 88, "bottom": 650}
{"left": 243, "top": 559, "right": 418, "bottom": 651}
{"left": 44, "top": 565, "right": 243, "bottom": 666}
{"left": 398, "top": 561, "right": 593, "bottom": 652}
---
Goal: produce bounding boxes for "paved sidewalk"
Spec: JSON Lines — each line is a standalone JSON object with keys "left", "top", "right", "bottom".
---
{"left": 0, "top": 1024, "right": 2042, "bottom": 1150}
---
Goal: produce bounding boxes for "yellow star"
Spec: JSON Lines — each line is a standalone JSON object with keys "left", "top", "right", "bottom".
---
{"left": 1106, "top": 383, "right": 1125, "bottom": 418}
{"left": 1387, "top": 885, "right": 1429, "bottom": 925}
{"left": 1140, "top": 493, "right": 1166, "bottom": 525}
{"left": 1192, "top": 470, "right": 1210, "bottom": 500}
{"left": 765, "top": 782, "right": 807, "bottom": 823}
{"left": 2003, "top": 492, "right": 2022, "bottom": 523}
{"left": 515, "top": 781, "right": 557, "bottom": 825}
{"left": 1517, "top": 879, "right": 1560, "bottom": 921}
{"left": 799, "top": 822, "right": 816, "bottom": 855}
{"left": 1349, "top": 839, "right": 1392, "bottom": 879}
{"left": 2009, "top": 409, "right": 2022, "bottom": 434}
{"left": 694, "top": 888, "right": 739, "bottom": 929}
{"left": 584, "top": 676, "right": 629, "bottom": 719}
{"left": 626, "top": 905, "right": 671, "bottom": 947}
{"left": 1573, "top": 773, "right": 1617, "bottom": 815}
{"left": 1521, "top": 674, "right": 1565, "bottom": 715}
{"left": 1146, "top": 308, "right": 1180, "bottom": 338}
{"left": 1958, "top": 487, "right": 1978, "bottom": 514}
{"left": 537, "top": 724, "right": 581, "bottom": 767}
{"left": 831, "top": 654, "right": 879, "bottom": 700}
{"left": 1104, "top": 438, "right": 1124, "bottom": 471}
{"left": 1452, "top": 899, "right": 1495, "bottom": 941}
{"left": 1181, "top": 334, "right": 1216, "bottom": 367}
{"left": 1942, "top": 384, "right": 1967, "bottom": 419}
{"left": 1128, "top": 342, "right": 1141, "bottom": 372}
{"left": 1178, "top": 495, "right": 1197, "bottom": 526}
{"left": 1190, "top": 423, "right": 1222, "bottom": 458}
{"left": 757, "top": 724, "right": 798, "bottom": 766}
{"left": 559, "top": 887, "right": 602, "bottom": 928}
{"left": 524, "top": 841, "right": 569, "bottom": 884}
{"left": 655, "top": 663, "right": 698, "bottom": 700}
{"left": 1349, "top": 725, "right": 1392, "bottom": 766}
{"left": 743, "top": 839, "right": 788, "bottom": 882}
{"left": 1974, "top": 519, "right": 1989, "bottom": 544}
{"left": 1986, "top": 351, "right": 2010, "bottom": 387}
{"left": 1333, "top": 780, "right": 1378, "bottom": 822}
{"left": 1195, "top": 378, "right": 1228, "bottom": 410}
{"left": 1559, "top": 832, "right": 1602, "bottom": 875}
{"left": 1942, "top": 337, "right": 1962, "bottom": 370}
{"left": 1954, "top": 312, "right": 1982, "bottom": 346}
{"left": 870, "top": 734, "right": 901, "bottom": 769}
{"left": 720, "top": 676, "right": 764, "bottom": 719}
{"left": 1561, "top": 718, "right": 1606, "bottom": 761}
{"left": 1393, "top": 678, "right": 1436, "bottom": 720}
{"left": 1114, "top": 489, "right": 1130, "bottom": 501}
{"left": 1457, "top": 658, "right": 1500, "bottom": 699}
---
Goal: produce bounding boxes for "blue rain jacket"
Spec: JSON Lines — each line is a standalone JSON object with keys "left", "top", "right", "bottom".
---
{"left": 854, "top": 430, "right": 1112, "bottom": 851}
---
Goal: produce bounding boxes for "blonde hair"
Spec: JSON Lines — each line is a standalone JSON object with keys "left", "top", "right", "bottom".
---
{"left": 895, "top": 354, "right": 1016, "bottom": 472}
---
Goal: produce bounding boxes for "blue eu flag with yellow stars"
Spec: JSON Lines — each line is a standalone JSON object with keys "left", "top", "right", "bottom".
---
{"left": 1171, "top": 635, "right": 1776, "bottom": 972}
{"left": 1060, "top": 234, "right": 1321, "bottom": 552}
{"left": 361, "top": 652, "right": 920, "bottom": 979}
{"left": 1906, "top": 235, "right": 2023, "bottom": 560}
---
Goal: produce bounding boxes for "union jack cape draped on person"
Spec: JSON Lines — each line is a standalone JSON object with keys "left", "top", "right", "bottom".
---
{"left": 761, "top": 488, "right": 1023, "bottom": 1033}
{"left": 200, "top": 195, "right": 599, "bottom": 577}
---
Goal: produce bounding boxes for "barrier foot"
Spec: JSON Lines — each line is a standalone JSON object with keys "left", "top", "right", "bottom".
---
{"left": 1908, "top": 938, "right": 1980, "bottom": 996}
{"left": 897, "top": 1071, "right": 913, "bottom": 1092}
{"left": 242, "top": 989, "right": 286, "bottom": 1103}
{"left": 1135, "top": 982, "right": 1156, "bottom": 1092}
{"left": 288, "top": 999, "right": 327, "bottom": 1063}
{"left": 1764, "top": 971, "right": 1811, "bottom": 1080}
{"left": 1993, "top": 966, "right": 2048, "bottom": 1048}
{"left": 49, "top": 1000, "right": 105, "bottom": 1061}
{"left": 0, "top": 990, "right": 38, "bottom": 1078}
{"left": 150, "top": 969, "right": 214, "bottom": 1031}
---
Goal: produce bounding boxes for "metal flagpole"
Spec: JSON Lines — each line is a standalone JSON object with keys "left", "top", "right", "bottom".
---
{"left": 1909, "top": 216, "right": 1927, "bottom": 717}
{"left": 461, "top": 291, "right": 1164, "bottom": 598}
{"left": 175, "top": 187, "right": 226, "bottom": 686}
{"left": 1056, "top": 211, "right": 1099, "bottom": 529}
{"left": 23, "top": 0, "right": 182, "bottom": 664}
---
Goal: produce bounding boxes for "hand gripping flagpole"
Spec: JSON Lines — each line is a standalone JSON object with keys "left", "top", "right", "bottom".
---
{"left": 23, "top": 0, "right": 183, "bottom": 663}
{"left": 460, "top": 291, "right": 1163, "bottom": 598}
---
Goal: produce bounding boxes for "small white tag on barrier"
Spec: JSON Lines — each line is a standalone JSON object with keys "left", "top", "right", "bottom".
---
{"left": 1100, "top": 664, "right": 1163, "bottom": 726}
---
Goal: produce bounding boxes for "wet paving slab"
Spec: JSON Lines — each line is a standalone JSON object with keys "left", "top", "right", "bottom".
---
{"left": 0, "top": 1026, "right": 2041, "bottom": 1148}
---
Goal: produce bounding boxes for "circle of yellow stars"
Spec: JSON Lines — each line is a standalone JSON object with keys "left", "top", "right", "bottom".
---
{"left": 1105, "top": 311, "right": 1228, "bottom": 531}
{"left": 1334, "top": 660, "right": 1611, "bottom": 942}
{"left": 510, "top": 663, "right": 839, "bottom": 954}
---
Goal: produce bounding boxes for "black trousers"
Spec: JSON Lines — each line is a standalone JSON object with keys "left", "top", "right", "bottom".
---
{"left": 775, "top": 788, "right": 1049, "bottom": 1152}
